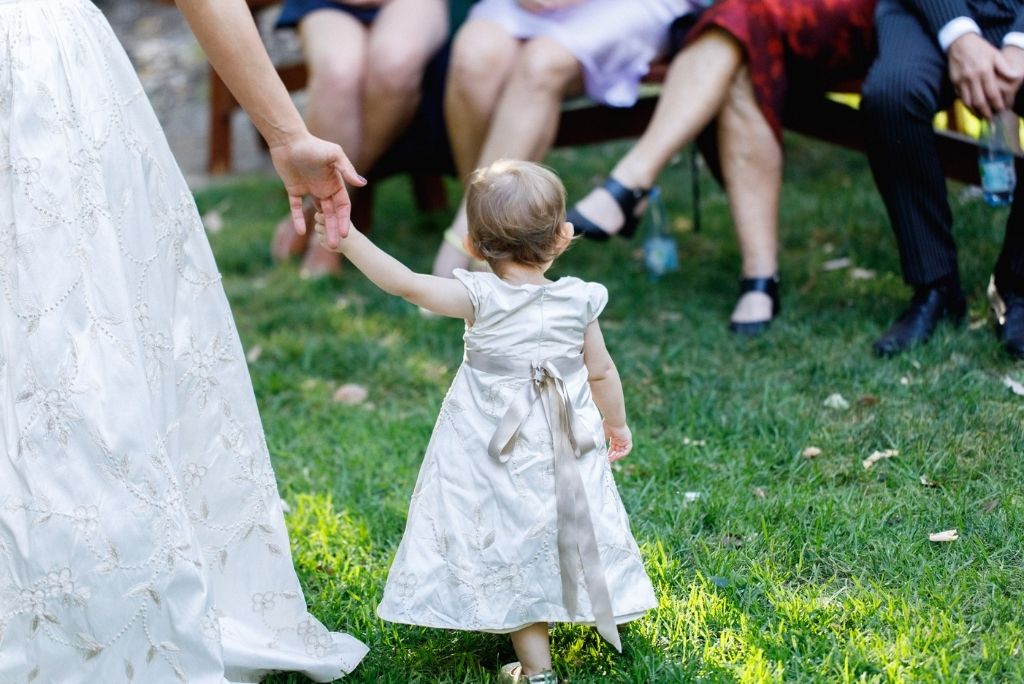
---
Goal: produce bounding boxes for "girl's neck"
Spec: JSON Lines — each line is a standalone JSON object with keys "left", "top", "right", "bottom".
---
{"left": 495, "top": 261, "right": 553, "bottom": 286}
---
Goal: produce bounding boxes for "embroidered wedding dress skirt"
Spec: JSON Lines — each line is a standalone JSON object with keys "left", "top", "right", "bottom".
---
{"left": 0, "top": 1, "right": 367, "bottom": 681}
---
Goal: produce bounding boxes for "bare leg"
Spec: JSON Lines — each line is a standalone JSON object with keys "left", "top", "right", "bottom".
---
{"left": 444, "top": 20, "right": 523, "bottom": 179}
{"left": 433, "top": 37, "right": 581, "bottom": 276}
{"left": 432, "top": 21, "right": 523, "bottom": 276}
{"left": 718, "top": 67, "right": 782, "bottom": 324}
{"left": 571, "top": 29, "right": 744, "bottom": 235}
{"left": 270, "top": 10, "right": 367, "bottom": 272}
{"left": 361, "top": 0, "right": 448, "bottom": 172}
{"left": 509, "top": 623, "right": 552, "bottom": 676}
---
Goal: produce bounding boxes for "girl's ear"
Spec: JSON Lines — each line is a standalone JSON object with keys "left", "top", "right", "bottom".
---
{"left": 559, "top": 221, "right": 575, "bottom": 247}
{"left": 463, "top": 235, "right": 485, "bottom": 260}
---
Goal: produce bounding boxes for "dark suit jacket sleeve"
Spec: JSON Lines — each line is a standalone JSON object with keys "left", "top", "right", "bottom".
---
{"left": 1014, "top": 6, "right": 1024, "bottom": 34}
{"left": 904, "top": 0, "right": 976, "bottom": 37}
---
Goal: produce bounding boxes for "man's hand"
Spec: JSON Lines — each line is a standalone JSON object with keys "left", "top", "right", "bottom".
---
{"left": 996, "top": 44, "right": 1024, "bottom": 109}
{"left": 949, "top": 32, "right": 1012, "bottom": 119}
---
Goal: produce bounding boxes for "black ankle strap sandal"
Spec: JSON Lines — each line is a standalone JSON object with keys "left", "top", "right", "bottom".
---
{"left": 728, "top": 274, "right": 780, "bottom": 336}
{"left": 569, "top": 177, "right": 650, "bottom": 242}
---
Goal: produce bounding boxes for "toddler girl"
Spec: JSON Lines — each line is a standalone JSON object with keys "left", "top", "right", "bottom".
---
{"left": 314, "top": 159, "right": 656, "bottom": 683}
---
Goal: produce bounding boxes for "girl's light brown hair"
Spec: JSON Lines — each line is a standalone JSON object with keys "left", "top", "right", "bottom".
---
{"left": 465, "top": 159, "right": 567, "bottom": 270}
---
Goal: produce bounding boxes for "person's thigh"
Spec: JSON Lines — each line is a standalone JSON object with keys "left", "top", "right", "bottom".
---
{"left": 514, "top": 36, "right": 584, "bottom": 96}
{"left": 449, "top": 18, "right": 522, "bottom": 92}
{"left": 299, "top": 8, "right": 370, "bottom": 80}
{"left": 369, "top": 0, "right": 448, "bottom": 68}
{"left": 862, "top": 0, "right": 951, "bottom": 114}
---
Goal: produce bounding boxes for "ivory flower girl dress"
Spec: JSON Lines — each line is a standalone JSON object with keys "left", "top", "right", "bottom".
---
{"left": 377, "top": 270, "right": 656, "bottom": 645}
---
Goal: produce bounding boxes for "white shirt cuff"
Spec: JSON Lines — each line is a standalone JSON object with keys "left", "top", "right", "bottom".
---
{"left": 1004, "top": 32, "right": 1024, "bottom": 51}
{"left": 938, "top": 17, "right": 982, "bottom": 52}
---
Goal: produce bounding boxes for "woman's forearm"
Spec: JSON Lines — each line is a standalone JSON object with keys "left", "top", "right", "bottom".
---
{"left": 175, "top": 0, "right": 307, "bottom": 147}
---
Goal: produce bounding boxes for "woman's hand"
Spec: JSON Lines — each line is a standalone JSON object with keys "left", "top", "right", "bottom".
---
{"left": 516, "top": 0, "right": 586, "bottom": 13}
{"left": 268, "top": 133, "right": 366, "bottom": 250}
{"left": 604, "top": 421, "right": 632, "bottom": 462}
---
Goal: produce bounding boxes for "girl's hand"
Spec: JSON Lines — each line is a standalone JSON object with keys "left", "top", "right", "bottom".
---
{"left": 268, "top": 133, "right": 365, "bottom": 250}
{"left": 311, "top": 211, "right": 350, "bottom": 253}
{"left": 604, "top": 422, "right": 632, "bottom": 462}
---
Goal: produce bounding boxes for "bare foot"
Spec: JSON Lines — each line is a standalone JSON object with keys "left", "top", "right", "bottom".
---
{"left": 729, "top": 291, "right": 774, "bottom": 324}
{"left": 299, "top": 243, "right": 342, "bottom": 280}
{"left": 271, "top": 203, "right": 316, "bottom": 263}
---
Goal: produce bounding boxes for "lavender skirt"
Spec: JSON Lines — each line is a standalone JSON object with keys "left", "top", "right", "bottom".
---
{"left": 469, "top": 0, "right": 699, "bottom": 107}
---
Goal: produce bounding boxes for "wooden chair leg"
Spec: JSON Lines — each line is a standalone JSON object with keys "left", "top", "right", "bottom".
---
{"left": 208, "top": 65, "right": 237, "bottom": 175}
{"left": 351, "top": 185, "right": 375, "bottom": 234}
{"left": 411, "top": 175, "right": 449, "bottom": 213}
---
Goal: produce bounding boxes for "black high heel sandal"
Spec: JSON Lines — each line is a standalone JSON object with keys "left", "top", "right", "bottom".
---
{"left": 568, "top": 177, "right": 650, "bottom": 242}
{"left": 728, "top": 275, "right": 780, "bottom": 336}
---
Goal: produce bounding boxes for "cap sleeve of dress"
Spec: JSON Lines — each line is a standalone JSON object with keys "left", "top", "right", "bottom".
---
{"left": 585, "top": 281, "right": 609, "bottom": 323}
{"left": 452, "top": 268, "right": 484, "bottom": 314}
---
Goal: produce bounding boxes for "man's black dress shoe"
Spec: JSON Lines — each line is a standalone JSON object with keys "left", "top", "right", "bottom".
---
{"left": 988, "top": 276, "right": 1024, "bottom": 359}
{"left": 873, "top": 285, "right": 966, "bottom": 357}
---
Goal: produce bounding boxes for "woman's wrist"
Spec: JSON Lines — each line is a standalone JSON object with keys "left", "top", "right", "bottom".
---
{"left": 260, "top": 115, "right": 309, "bottom": 150}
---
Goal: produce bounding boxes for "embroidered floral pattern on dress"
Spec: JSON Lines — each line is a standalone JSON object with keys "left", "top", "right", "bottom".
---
{"left": 0, "top": 0, "right": 366, "bottom": 680}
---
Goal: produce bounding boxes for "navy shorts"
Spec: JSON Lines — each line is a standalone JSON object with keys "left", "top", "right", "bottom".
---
{"left": 276, "top": 0, "right": 379, "bottom": 30}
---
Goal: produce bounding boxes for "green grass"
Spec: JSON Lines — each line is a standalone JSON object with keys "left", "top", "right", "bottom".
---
{"left": 198, "top": 136, "right": 1024, "bottom": 683}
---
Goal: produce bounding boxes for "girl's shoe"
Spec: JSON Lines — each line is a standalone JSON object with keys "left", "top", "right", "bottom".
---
{"left": 498, "top": 663, "right": 558, "bottom": 684}
{"left": 568, "top": 177, "right": 650, "bottom": 242}
{"left": 728, "top": 274, "right": 780, "bottom": 336}
{"left": 439, "top": 226, "right": 489, "bottom": 273}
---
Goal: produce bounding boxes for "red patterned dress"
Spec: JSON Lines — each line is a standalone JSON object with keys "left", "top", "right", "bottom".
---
{"left": 686, "top": 0, "right": 878, "bottom": 140}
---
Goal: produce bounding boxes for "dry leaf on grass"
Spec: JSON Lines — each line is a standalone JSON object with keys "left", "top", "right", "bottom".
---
{"left": 721, "top": 534, "right": 744, "bottom": 549}
{"left": 969, "top": 318, "right": 987, "bottom": 330}
{"left": 981, "top": 499, "right": 1000, "bottom": 513}
{"left": 245, "top": 345, "right": 262, "bottom": 364}
{"left": 919, "top": 475, "right": 938, "bottom": 488}
{"left": 333, "top": 383, "right": 368, "bottom": 405}
{"left": 823, "top": 393, "right": 850, "bottom": 410}
{"left": 822, "top": 257, "right": 852, "bottom": 272}
{"left": 928, "top": 529, "right": 959, "bottom": 542}
{"left": 752, "top": 486, "right": 767, "bottom": 500}
{"left": 900, "top": 376, "right": 911, "bottom": 386}
{"left": 201, "top": 210, "right": 224, "bottom": 234}
{"left": 682, "top": 491, "right": 702, "bottom": 504}
{"left": 802, "top": 446, "right": 822, "bottom": 459}
{"left": 862, "top": 449, "right": 898, "bottom": 469}
{"left": 851, "top": 267, "right": 876, "bottom": 280}
{"left": 857, "top": 395, "right": 880, "bottom": 407}
{"left": 1003, "top": 375, "right": 1024, "bottom": 396}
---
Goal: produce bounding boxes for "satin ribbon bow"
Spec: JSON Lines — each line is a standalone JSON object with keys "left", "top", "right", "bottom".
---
{"left": 465, "top": 351, "right": 622, "bottom": 652}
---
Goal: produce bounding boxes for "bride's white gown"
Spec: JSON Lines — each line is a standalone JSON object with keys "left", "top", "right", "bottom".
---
{"left": 0, "top": 0, "right": 367, "bottom": 681}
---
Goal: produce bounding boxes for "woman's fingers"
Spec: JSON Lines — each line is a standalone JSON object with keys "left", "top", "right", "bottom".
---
{"left": 288, "top": 194, "right": 306, "bottom": 236}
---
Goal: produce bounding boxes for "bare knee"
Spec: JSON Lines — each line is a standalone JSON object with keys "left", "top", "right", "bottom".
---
{"left": 366, "top": 37, "right": 436, "bottom": 98}
{"left": 511, "top": 38, "right": 580, "bottom": 95}
{"left": 307, "top": 55, "right": 365, "bottom": 104}
{"left": 449, "top": 21, "right": 518, "bottom": 93}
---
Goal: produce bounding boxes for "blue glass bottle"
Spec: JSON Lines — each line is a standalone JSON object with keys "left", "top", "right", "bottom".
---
{"left": 642, "top": 186, "right": 679, "bottom": 279}
{"left": 978, "top": 111, "right": 1019, "bottom": 207}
